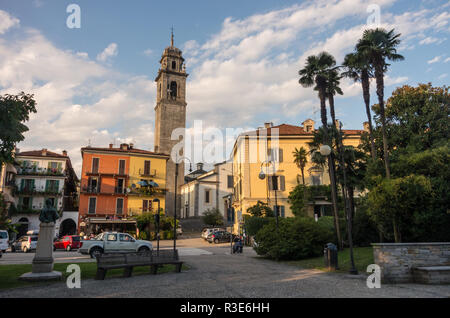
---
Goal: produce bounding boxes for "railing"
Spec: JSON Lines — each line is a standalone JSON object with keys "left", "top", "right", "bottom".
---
{"left": 115, "top": 187, "right": 126, "bottom": 194}
{"left": 17, "top": 167, "right": 64, "bottom": 176}
{"left": 13, "top": 186, "right": 63, "bottom": 196}
{"left": 82, "top": 186, "right": 100, "bottom": 194}
{"left": 139, "top": 169, "right": 157, "bottom": 177}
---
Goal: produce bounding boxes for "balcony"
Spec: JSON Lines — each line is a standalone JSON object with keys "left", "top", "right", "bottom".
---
{"left": 17, "top": 167, "right": 64, "bottom": 177}
{"left": 81, "top": 186, "right": 100, "bottom": 194}
{"left": 13, "top": 186, "right": 63, "bottom": 197}
{"left": 139, "top": 168, "right": 156, "bottom": 177}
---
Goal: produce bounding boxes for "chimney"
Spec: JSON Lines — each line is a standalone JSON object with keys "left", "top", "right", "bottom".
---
{"left": 109, "top": 143, "right": 113, "bottom": 149}
{"left": 196, "top": 162, "right": 204, "bottom": 171}
{"left": 42, "top": 148, "right": 47, "bottom": 156}
{"left": 62, "top": 150, "right": 68, "bottom": 156}
{"left": 129, "top": 143, "right": 134, "bottom": 149}
{"left": 363, "top": 122, "right": 370, "bottom": 132}
{"left": 264, "top": 122, "right": 273, "bottom": 129}
{"left": 120, "top": 143, "right": 129, "bottom": 150}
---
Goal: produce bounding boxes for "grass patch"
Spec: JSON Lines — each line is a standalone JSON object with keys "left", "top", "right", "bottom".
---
{"left": 285, "top": 246, "right": 374, "bottom": 273}
{"left": 0, "top": 262, "right": 189, "bottom": 290}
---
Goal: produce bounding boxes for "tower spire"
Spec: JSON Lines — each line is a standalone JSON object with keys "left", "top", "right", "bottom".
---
{"left": 171, "top": 26, "right": 174, "bottom": 47}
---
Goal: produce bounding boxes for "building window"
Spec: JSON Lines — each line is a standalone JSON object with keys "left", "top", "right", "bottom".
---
{"left": 142, "top": 199, "right": 152, "bottom": 213}
{"left": 144, "top": 161, "right": 151, "bottom": 175}
{"left": 46, "top": 180, "right": 60, "bottom": 193}
{"left": 306, "top": 125, "right": 312, "bottom": 132}
{"left": 116, "top": 198, "right": 124, "bottom": 215}
{"left": 88, "top": 197, "right": 96, "bottom": 214}
{"left": 227, "top": 175, "right": 233, "bottom": 188}
{"left": 116, "top": 179, "right": 124, "bottom": 193}
{"left": 118, "top": 159, "right": 126, "bottom": 175}
{"left": 170, "top": 81, "right": 177, "bottom": 99}
{"left": 205, "top": 189, "right": 210, "bottom": 203}
{"left": 172, "top": 61, "right": 176, "bottom": 70}
{"left": 92, "top": 158, "right": 99, "bottom": 174}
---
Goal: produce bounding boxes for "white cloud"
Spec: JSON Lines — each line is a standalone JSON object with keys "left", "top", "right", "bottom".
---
{"left": 0, "top": 10, "right": 20, "bottom": 34}
{"left": 143, "top": 49, "right": 153, "bottom": 57}
{"left": 438, "top": 73, "right": 447, "bottom": 79}
{"left": 96, "top": 43, "right": 118, "bottom": 63}
{"left": 444, "top": 57, "right": 450, "bottom": 63}
{"left": 427, "top": 55, "right": 442, "bottom": 64}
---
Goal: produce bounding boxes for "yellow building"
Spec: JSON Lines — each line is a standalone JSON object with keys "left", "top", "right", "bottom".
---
{"left": 230, "top": 120, "right": 364, "bottom": 234}
{"left": 127, "top": 149, "right": 169, "bottom": 217}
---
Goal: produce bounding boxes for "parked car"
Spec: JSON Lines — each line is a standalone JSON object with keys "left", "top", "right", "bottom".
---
{"left": 177, "top": 225, "right": 182, "bottom": 236}
{"left": 78, "top": 232, "right": 153, "bottom": 258}
{"left": 53, "top": 235, "right": 82, "bottom": 251}
{"left": 0, "top": 230, "right": 9, "bottom": 253}
{"left": 207, "top": 230, "right": 232, "bottom": 244}
{"left": 201, "top": 227, "right": 225, "bottom": 240}
{"left": 11, "top": 235, "right": 38, "bottom": 253}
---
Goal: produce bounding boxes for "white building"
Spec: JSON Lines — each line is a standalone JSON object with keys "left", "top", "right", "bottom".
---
{"left": 180, "top": 162, "right": 233, "bottom": 222}
{"left": 2, "top": 149, "right": 79, "bottom": 238}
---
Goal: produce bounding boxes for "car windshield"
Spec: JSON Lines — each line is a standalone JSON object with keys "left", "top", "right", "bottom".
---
{"left": 0, "top": 232, "right": 7, "bottom": 239}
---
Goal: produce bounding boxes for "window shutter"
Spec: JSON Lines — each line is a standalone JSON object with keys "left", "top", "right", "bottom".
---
{"left": 268, "top": 177, "right": 273, "bottom": 190}
{"left": 45, "top": 180, "right": 50, "bottom": 191}
{"left": 55, "top": 180, "right": 60, "bottom": 192}
{"left": 57, "top": 162, "right": 62, "bottom": 171}
{"left": 280, "top": 176, "right": 285, "bottom": 191}
{"left": 20, "top": 179, "right": 24, "bottom": 191}
{"left": 281, "top": 206, "right": 285, "bottom": 218}
{"left": 47, "top": 162, "right": 51, "bottom": 169}
{"left": 278, "top": 148, "right": 283, "bottom": 163}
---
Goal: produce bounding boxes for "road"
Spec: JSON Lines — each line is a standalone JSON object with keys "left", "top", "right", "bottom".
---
{"left": 1, "top": 238, "right": 449, "bottom": 298}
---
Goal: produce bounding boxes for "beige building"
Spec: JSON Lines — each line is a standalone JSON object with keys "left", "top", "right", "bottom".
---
{"left": 230, "top": 120, "right": 363, "bottom": 234}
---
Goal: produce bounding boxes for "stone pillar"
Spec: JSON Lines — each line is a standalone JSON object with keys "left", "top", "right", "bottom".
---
{"left": 20, "top": 222, "right": 62, "bottom": 281}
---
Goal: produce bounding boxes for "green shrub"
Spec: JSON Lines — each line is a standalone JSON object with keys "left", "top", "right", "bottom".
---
{"left": 352, "top": 209, "right": 380, "bottom": 246}
{"left": 244, "top": 216, "right": 273, "bottom": 236}
{"left": 254, "top": 217, "right": 334, "bottom": 260}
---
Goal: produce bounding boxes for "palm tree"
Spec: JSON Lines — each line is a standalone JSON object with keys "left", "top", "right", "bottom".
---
{"left": 293, "top": 147, "right": 308, "bottom": 185}
{"left": 357, "top": 28, "right": 404, "bottom": 178}
{"left": 342, "top": 51, "right": 377, "bottom": 160}
{"left": 324, "top": 69, "right": 343, "bottom": 126}
{"left": 299, "top": 51, "right": 343, "bottom": 250}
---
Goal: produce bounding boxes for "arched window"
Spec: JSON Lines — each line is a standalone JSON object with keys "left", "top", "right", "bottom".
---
{"left": 172, "top": 61, "right": 176, "bottom": 70}
{"left": 170, "top": 81, "right": 177, "bottom": 99}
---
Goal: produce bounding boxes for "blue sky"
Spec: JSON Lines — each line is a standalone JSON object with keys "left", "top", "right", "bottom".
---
{"left": 0, "top": 0, "right": 449, "bottom": 175}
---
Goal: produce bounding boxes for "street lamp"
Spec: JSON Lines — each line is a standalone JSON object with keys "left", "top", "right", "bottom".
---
{"left": 153, "top": 198, "right": 160, "bottom": 254}
{"left": 258, "top": 160, "right": 278, "bottom": 229}
{"left": 173, "top": 155, "right": 192, "bottom": 253}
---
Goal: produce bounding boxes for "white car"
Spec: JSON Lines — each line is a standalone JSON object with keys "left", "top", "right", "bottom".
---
{"left": 78, "top": 232, "right": 153, "bottom": 258}
{"left": 201, "top": 228, "right": 225, "bottom": 240}
{"left": 0, "top": 230, "right": 9, "bottom": 253}
{"left": 11, "top": 235, "right": 38, "bottom": 253}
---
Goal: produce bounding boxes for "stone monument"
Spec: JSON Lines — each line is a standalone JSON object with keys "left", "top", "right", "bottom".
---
{"left": 20, "top": 199, "right": 62, "bottom": 281}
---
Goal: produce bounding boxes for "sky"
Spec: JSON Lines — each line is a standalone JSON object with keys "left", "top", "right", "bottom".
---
{"left": 0, "top": 0, "right": 449, "bottom": 177}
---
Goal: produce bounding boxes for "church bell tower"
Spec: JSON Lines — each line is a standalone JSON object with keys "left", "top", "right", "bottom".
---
{"left": 154, "top": 31, "right": 188, "bottom": 216}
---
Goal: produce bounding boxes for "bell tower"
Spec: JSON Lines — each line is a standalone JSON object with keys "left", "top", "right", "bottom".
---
{"left": 154, "top": 31, "right": 188, "bottom": 216}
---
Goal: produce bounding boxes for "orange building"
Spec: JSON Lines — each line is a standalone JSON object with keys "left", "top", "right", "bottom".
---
{"left": 78, "top": 143, "right": 169, "bottom": 235}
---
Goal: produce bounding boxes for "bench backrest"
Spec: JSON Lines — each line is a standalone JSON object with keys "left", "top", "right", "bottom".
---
{"left": 96, "top": 250, "right": 179, "bottom": 266}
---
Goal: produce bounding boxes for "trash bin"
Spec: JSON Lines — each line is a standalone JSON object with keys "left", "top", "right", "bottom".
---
{"left": 324, "top": 243, "right": 339, "bottom": 271}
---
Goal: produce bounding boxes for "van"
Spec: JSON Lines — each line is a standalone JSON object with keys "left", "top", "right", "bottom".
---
{"left": 0, "top": 230, "right": 9, "bottom": 253}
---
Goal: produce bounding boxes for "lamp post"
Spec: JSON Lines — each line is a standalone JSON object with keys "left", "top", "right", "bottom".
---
{"left": 153, "top": 198, "right": 160, "bottom": 254}
{"left": 258, "top": 160, "right": 278, "bottom": 229}
{"left": 173, "top": 156, "right": 192, "bottom": 252}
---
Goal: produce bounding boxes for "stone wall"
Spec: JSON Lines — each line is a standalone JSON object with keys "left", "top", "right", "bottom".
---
{"left": 372, "top": 243, "right": 450, "bottom": 283}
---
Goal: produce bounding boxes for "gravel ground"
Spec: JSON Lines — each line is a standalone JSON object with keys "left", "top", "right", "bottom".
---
{"left": 0, "top": 238, "right": 449, "bottom": 298}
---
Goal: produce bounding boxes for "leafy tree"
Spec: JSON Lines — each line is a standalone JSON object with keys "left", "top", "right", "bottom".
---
{"left": 293, "top": 147, "right": 308, "bottom": 184}
{"left": 202, "top": 208, "right": 224, "bottom": 226}
{"left": 367, "top": 175, "right": 433, "bottom": 243}
{"left": 0, "top": 92, "right": 37, "bottom": 164}
{"left": 244, "top": 216, "right": 272, "bottom": 237}
{"left": 357, "top": 28, "right": 404, "bottom": 178}
{"left": 246, "top": 201, "right": 274, "bottom": 218}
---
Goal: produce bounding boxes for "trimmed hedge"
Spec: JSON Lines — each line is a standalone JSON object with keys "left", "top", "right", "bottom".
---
{"left": 254, "top": 217, "right": 334, "bottom": 260}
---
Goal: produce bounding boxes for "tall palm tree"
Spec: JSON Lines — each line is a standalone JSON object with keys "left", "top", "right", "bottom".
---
{"left": 293, "top": 147, "right": 308, "bottom": 185}
{"left": 324, "top": 69, "right": 343, "bottom": 126}
{"left": 357, "top": 28, "right": 404, "bottom": 178}
{"left": 299, "top": 51, "right": 343, "bottom": 250}
{"left": 342, "top": 51, "right": 377, "bottom": 160}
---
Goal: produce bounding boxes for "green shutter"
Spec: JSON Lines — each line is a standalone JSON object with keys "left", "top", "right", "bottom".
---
{"left": 57, "top": 162, "right": 62, "bottom": 172}
{"left": 31, "top": 179, "right": 35, "bottom": 191}
{"left": 20, "top": 179, "right": 24, "bottom": 191}
{"left": 29, "top": 197, "right": 33, "bottom": 209}
{"left": 55, "top": 180, "right": 60, "bottom": 191}
{"left": 48, "top": 162, "right": 51, "bottom": 169}
{"left": 45, "top": 180, "right": 50, "bottom": 192}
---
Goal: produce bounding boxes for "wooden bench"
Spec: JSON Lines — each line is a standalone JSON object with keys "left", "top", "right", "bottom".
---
{"left": 95, "top": 249, "right": 183, "bottom": 280}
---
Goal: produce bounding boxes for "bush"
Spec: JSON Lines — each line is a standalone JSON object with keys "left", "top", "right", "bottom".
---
{"left": 244, "top": 216, "right": 273, "bottom": 236}
{"left": 352, "top": 210, "right": 380, "bottom": 246}
{"left": 254, "top": 217, "right": 334, "bottom": 260}
{"left": 202, "top": 208, "right": 224, "bottom": 226}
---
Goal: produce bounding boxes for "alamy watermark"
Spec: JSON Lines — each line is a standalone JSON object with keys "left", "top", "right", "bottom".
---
{"left": 66, "top": 264, "right": 81, "bottom": 288}
{"left": 66, "top": 4, "right": 81, "bottom": 29}
{"left": 366, "top": 264, "right": 381, "bottom": 288}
